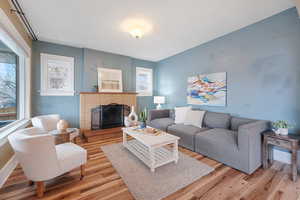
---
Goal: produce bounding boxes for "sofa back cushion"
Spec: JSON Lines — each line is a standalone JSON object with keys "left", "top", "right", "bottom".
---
{"left": 203, "top": 111, "right": 231, "bottom": 129}
{"left": 148, "top": 109, "right": 170, "bottom": 121}
{"left": 231, "top": 117, "right": 256, "bottom": 131}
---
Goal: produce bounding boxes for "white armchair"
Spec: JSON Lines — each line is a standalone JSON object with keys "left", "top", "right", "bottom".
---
{"left": 31, "top": 114, "right": 60, "bottom": 131}
{"left": 31, "top": 114, "right": 80, "bottom": 142}
{"left": 8, "top": 127, "right": 87, "bottom": 197}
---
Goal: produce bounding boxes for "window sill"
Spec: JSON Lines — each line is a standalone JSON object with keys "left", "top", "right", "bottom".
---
{"left": 0, "top": 119, "right": 31, "bottom": 144}
{"left": 137, "top": 94, "right": 153, "bottom": 97}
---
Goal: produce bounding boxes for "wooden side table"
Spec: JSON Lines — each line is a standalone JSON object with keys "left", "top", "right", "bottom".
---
{"left": 49, "top": 128, "right": 79, "bottom": 144}
{"left": 263, "top": 131, "right": 300, "bottom": 182}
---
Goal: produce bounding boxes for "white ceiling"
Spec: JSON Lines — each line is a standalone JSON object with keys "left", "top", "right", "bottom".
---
{"left": 19, "top": 0, "right": 295, "bottom": 61}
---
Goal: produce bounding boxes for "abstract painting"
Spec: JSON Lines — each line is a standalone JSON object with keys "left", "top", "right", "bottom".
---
{"left": 187, "top": 72, "right": 227, "bottom": 106}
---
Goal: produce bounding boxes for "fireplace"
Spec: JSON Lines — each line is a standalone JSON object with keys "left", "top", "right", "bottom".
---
{"left": 91, "top": 104, "right": 130, "bottom": 130}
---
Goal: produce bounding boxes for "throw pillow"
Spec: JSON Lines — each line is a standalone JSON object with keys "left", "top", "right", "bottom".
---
{"left": 174, "top": 106, "right": 191, "bottom": 124}
{"left": 184, "top": 110, "right": 206, "bottom": 128}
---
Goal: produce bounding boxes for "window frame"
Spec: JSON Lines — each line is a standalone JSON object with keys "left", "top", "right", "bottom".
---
{"left": 136, "top": 67, "right": 153, "bottom": 96}
{"left": 0, "top": 51, "right": 18, "bottom": 125}
{"left": 0, "top": 8, "right": 31, "bottom": 141}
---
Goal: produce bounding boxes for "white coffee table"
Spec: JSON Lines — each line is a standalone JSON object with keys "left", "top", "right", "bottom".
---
{"left": 122, "top": 126, "right": 180, "bottom": 172}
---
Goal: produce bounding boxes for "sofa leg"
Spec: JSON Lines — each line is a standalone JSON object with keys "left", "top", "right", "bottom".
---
{"left": 80, "top": 164, "right": 86, "bottom": 180}
{"left": 36, "top": 181, "right": 44, "bottom": 198}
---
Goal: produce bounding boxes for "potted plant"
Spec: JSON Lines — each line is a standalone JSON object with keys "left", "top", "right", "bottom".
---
{"left": 93, "top": 85, "right": 99, "bottom": 92}
{"left": 272, "top": 120, "right": 292, "bottom": 135}
{"left": 139, "top": 108, "right": 148, "bottom": 129}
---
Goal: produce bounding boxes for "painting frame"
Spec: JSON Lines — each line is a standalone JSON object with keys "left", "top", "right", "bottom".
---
{"left": 136, "top": 67, "right": 153, "bottom": 96}
{"left": 187, "top": 72, "right": 227, "bottom": 106}
{"left": 97, "top": 68, "right": 123, "bottom": 92}
{"left": 40, "top": 53, "right": 75, "bottom": 96}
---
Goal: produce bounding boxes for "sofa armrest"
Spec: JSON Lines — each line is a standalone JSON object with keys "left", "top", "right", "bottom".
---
{"left": 148, "top": 109, "right": 170, "bottom": 121}
{"left": 238, "top": 120, "right": 270, "bottom": 148}
{"left": 237, "top": 120, "right": 270, "bottom": 173}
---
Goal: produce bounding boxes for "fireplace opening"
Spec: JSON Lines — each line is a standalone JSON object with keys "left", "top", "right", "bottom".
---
{"left": 91, "top": 104, "right": 130, "bottom": 130}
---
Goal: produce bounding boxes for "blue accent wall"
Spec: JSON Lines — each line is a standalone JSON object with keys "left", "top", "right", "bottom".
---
{"left": 32, "top": 41, "right": 83, "bottom": 128}
{"left": 31, "top": 41, "right": 156, "bottom": 127}
{"left": 157, "top": 8, "right": 300, "bottom": 132}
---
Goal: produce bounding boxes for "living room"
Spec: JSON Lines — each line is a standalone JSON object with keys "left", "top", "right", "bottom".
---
{"left": 0, "top": 0, "right": 300, "bottom": 199}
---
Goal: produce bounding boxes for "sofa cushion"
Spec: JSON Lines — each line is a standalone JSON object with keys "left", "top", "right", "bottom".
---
{"left": 203, "top": 111, "right": 231, "bottom": 129}
{"left": 231, "top": 117, "right": 256, "bottom": 131}
{"left": 148, "top": 118, "right": 174, "bottom": 132}
{"left": 195, "top": 128, "right": 239, "bottom": 162}
{"left": 168, "top": 124, "right": 209, "bottom": 151}
{"left": 195, "top": 128, "right": 246, "bottom": 172}
{"left": 195, "top": 128, "right": 238, "bottom": 148}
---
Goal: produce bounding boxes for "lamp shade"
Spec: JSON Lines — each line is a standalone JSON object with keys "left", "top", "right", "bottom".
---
{"left": 154, "top": 96, "right": 165, "bottom": 104}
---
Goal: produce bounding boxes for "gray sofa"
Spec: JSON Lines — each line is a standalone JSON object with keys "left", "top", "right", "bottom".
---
{"left": 147, "top": 109, "right": 270, "bottom": 174}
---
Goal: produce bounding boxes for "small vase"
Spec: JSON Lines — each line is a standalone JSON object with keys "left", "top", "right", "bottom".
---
{"left": 128, "top": 106, "right": 138, "bottom": 122}
{"left": 124, "top": 116, "right": 131, "bottom": 127}
{"left": 57, "top": 120, "right": 69, "bottom": 132}
{"left": 279, "top": 128, "right": 288, "bottom": 135}
{"left": 140, "top": 121, "right": 146, "bottom": 129}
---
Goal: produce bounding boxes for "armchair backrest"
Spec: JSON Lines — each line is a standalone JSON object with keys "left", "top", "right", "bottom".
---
{"left": 8, "top": 127, "right": 60, "bottom": 181}
{"left": 32, "top": 114, "right": 60, "bottom": 131}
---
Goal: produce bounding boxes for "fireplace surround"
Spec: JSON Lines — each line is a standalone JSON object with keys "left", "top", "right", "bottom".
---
{"left": 80, "top": 92, "right": 137, "bottom": 131}
{"left": 91, "top": 104, "right": 131, "bottom": 130}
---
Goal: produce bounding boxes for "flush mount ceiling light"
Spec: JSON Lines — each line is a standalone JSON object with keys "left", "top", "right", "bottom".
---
{"left": 121, "top": 18, "right": 153, "bottom": 39}
{"left": 129, "top": 27, "right": 144, "bottom": 39}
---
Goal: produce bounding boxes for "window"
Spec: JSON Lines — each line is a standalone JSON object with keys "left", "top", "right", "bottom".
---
{"left": 0, "top": 43, "right": 18, "bottom": 128}
{"left": 136, "top": 67, "right": 153, "bottom": 96}
{"left": 0, "top": 7, "right": 31, "bottom": 139}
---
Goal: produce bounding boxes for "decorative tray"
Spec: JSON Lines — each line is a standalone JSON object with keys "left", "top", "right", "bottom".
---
{"left": 132, "top": 127, "right": 164, "bottom": 136}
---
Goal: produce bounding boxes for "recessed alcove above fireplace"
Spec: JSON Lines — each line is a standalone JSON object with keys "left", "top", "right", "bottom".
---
{"left": 80, "top": 92, "right": 137, "bottom": 131}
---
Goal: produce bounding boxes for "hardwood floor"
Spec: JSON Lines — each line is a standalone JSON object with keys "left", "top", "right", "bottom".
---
{"left": 1, "top": 132, "right": 300, "bottom": 200}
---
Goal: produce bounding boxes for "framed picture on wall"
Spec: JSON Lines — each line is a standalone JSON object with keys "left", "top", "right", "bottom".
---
{"left": 40, "top": 53, "right": 75, "bottom": 96}
{"left": 97, "top": 68, "right": 123, "bottom": 92}
{"left": 136, "top": 67, "right": 153, "bottom": 96}
{"left": 187, "top": 72, "right": 227, "bottom": 106}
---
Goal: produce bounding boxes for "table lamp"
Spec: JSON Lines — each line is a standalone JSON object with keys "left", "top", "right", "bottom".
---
{"left": 154, "top": 96, "right": 165, "bottom": 110}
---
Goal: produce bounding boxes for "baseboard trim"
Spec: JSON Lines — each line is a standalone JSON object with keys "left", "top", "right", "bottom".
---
{"left": 273, "top": 149, "right": 291, "bottom": 164}
{"left": 0, "top": 155, "right": 18, "bottom": 188}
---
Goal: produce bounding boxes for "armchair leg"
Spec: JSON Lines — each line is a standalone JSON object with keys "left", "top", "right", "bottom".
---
{"left": 36, "top": 181, "right": 44, "bottom": 198}
{"left": 80, "top": 164, "right": 86, "bottom": 180}
{"left": 29, "top": 180, "right": 34, "bottom": 186}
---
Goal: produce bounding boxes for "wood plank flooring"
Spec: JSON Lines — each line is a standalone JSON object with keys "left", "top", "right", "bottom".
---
{"left": 1, "top": 132, "right": 300, "bottom": 200}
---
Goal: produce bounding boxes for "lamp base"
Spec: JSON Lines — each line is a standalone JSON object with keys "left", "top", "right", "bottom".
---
{"left": 156, "top": 104, "right": 162, "bottom": 110}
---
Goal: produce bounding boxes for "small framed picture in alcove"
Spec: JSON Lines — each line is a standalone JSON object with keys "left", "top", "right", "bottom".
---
{"left": 97, "top": 68, "right": 123, "bottom": 92}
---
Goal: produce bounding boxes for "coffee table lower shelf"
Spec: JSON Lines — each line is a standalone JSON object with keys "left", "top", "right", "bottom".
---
{"left": 123, "top": 139, "right": 177, "bottom": 172}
